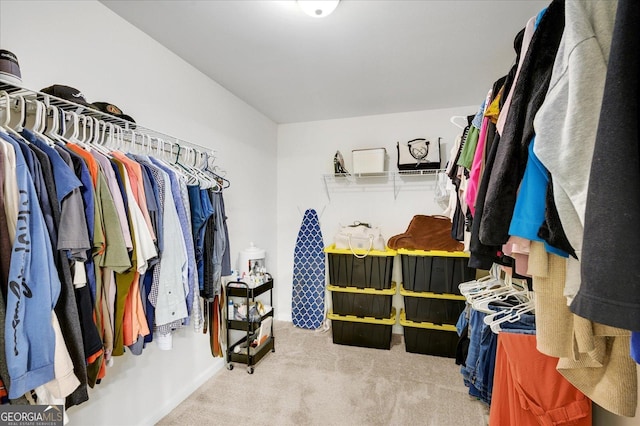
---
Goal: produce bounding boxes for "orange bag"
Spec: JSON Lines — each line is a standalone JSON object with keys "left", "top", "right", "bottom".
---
{"left": 387, "top": 215, "right": 463, "bottom": 252}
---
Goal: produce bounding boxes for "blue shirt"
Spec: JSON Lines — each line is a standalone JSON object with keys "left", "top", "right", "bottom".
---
{"left": 1, "top": 132, "right": 60, "bottom": 399}
{"left": 13, "top": 135, "right": 54, "bottom": 247}
{"left": 472, "top": 100, "right": 486, "bottom": 129}
{"left": 20, "top": 129, "right": 81, "bottom": 204}
{"left": 151, "top": 159, "right": 198, "bottom": 320}
{"left": 187, "top": 185, "right": 214, "bottom": 292}
{"left": 508, "top": 138, "right": 569, "bottom": 258}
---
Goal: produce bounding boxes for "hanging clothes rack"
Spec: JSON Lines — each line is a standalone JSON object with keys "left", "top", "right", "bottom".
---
{"left": 0, "top": 81, "right": 224, "bottom": 175}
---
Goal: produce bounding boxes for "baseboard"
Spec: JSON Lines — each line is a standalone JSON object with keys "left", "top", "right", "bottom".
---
{"left": 276, "top": 312, "right": 293, "bottom": 322}
{"left": 143, "top": 358, "right": 224, "bottom": 425}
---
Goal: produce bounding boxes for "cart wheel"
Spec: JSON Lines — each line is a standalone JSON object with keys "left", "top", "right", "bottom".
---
{"left": 247, "top": 366, "right": 254, "bottom": 374}
{"left": 226, "top": 363, "right": 234, "bottom": 371}
{"left": 271, "top": 348, "right": 275, "bottom": 353}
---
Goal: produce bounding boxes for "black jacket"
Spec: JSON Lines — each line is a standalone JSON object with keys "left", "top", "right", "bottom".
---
{"left": 479, "top": 0, "right": 565, "bottom": 246}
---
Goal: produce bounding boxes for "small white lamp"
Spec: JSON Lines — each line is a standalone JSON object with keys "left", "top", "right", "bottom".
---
{"left": 297, "top": 0, "right": 340, "bottom": 18}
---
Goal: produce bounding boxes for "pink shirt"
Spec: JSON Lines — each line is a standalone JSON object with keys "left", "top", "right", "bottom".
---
{"left": 466, "top": 89, "right": 492, "bottom": 216}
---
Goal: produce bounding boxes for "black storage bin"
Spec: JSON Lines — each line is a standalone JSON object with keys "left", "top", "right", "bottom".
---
{"left": 399, "top": 250, "right": 475, "bottom": 294}
{"left": 400, "top": 310, "right": 458, "bottom": 357}
{"left": 329, "top": 284, "right": 394, "bottom": 319}
{"left": 403, "top": 325, "right": 459, "bottom": 358}
{"left": 328, "top": 309, "right": 395, "bottom": 350}
{"left": 403, "top": 296, "right": 466, "bottom": 325}
{"left": 326, "top": 246, "right": 395, "bottom": 290}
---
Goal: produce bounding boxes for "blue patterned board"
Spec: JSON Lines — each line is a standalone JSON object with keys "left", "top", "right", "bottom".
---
{"left": 292, "top": 209, "right": 325, "bottom": 329}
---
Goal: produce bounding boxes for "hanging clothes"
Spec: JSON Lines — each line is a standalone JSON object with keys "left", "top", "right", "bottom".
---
{"left": 489, "top": 333, "right": 591, "bottom": 426}
{"left": 0, "top": 84, "right": 231, "bottom": 413}
{"left": 479, "top": 0, "right": 566, "bottom": 248}
{"left": 1, "top": 132, "right": 61, "bottom": 400}
{"left": 572, "top": 0, "right": 640, "bottom": 331}
{"left": 447, "top": 0, "right": 637, "bottom": 418}
{"left": 20, "top": 133, "right": 89, "bottom": 406}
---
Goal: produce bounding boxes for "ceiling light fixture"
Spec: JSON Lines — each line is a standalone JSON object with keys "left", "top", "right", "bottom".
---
{"left": 297, "top": 0, "right": 340, "bottom": 18}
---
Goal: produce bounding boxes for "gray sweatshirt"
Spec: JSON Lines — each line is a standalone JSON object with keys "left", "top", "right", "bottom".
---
{"left": 532, "top": 0, "right": 617, "bottom": 301}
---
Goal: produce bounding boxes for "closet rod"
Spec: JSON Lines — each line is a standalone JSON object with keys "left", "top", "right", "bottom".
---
{"left": 0, "top": 81, "right": 216, "bottom": 160}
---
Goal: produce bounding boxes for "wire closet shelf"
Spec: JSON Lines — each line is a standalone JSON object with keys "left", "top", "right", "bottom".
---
{"left": 0, "top": 81, "right": 219, "bottom": 167}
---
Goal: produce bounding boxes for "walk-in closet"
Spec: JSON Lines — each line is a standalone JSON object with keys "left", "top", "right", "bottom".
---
{"left": 0, "top": 1, "right": 638, "bottom": 425}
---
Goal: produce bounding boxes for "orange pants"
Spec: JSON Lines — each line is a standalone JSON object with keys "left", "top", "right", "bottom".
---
{"left": 489, "top": 333, "right": 591, "bottom": 426}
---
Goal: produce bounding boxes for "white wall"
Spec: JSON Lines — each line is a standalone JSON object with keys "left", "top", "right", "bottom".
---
{"left": 275, "top": 106, "right": 476, "bottom": 325}
{"left": 0, "top": 1, "right": 277, "bottom": 425}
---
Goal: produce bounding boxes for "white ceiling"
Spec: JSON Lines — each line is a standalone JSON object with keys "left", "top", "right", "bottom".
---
{"left": 101, "top": 0, "right": 548, "bottom": 124}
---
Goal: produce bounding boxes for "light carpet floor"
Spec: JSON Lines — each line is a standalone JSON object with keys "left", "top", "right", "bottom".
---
{"left": 158, "top": 321, "right": 488, "bottom": 426}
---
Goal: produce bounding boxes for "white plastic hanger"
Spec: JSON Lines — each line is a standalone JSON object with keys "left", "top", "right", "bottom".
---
{"left": 9, "top": 94, "right": 26, "bottom": 133}
{"left": 450, "top": 115, "right": 467, "bottom": 129}
{"left": 25, "top": 99, "right": 42, "bottom": 133}
{"left": 484, "top": 297, "right": 535, "bottom": 333}
{"left": 187, "top": 147, "right": 218, "bottom": 189}
{"left": 63, "top": 110, "right": 79, "bottom": 141}
{"left": 84, "top": 115, "right": 94, "bottom": 144}
{"left": 29, "top": 99, "right": 60, "bottom": 147}
{"left": 125, "top": 127, "right": 138, "bottom": 153}
{"left": 471, "top": 284, "right": 529, "bottom": 314}
{"left": 114, "top": 124, "right": 125, "bottom": 150}
{"left": 136, "top": 131, "right": 147, "bottom": 155}
{"left": 0, "top": 91, "right": 13, "bottom": 135}
{"left": 459, "top": 274, "right": 501, "bottom": 297}
{"left": 144, "top": 134, "right": 154, "bottom": 155}
{"left": 200, "top": 150, "right": 229, "bottom": 190}
{"left": 172, "top": 143, "right": 205, "bottom": 186}
{"left": 90, "top": 118, "right": 112, "bottom": 156}
{"left": 462, "top": 271, "right": 509, "bottom": 308}
{"left": 44, "top": 104, "right": 61, "bottom": 139}
{"left": 155, "top": 136, "right": 165, "bottom": 159}
{"left": 90, "top": 117, "right": 100, "bottom": 144}
{"left": 1, "top": 93, "right": 26, "bottom": 139}
{"left": 104, "top": 122, "right": 119, "bottom": 151}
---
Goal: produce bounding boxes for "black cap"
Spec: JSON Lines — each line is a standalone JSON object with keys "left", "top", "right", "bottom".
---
{"left": 41, "top": 84, "right": 92, "bottom": 107}
{"left": 91, "top": 101, "right": 135, "bottom": 124}
{"left": 0, "top": 49, "right": 22, "bottom": 86}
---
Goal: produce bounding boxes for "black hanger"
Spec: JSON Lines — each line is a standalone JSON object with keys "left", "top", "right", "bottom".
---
{"left": 496, "top": 253, "right": 533, "bottom": 291}
{"left": 202, "top": 151, "right": 230, "bottom": 189}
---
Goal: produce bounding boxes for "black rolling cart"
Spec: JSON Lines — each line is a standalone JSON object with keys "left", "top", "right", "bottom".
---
{"left": 225, "top": 277, "right": 275, "bottom": 374}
